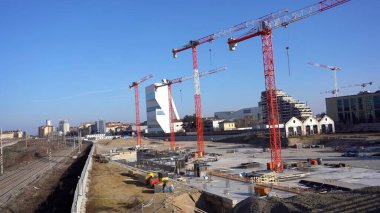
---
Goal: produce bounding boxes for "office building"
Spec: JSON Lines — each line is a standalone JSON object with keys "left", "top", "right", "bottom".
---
{"left": 97, "top": 120, "right": 106, "bottom": 134}
{"left": 145, "top": 83, "right": 182, "bottom": 133}
{"left": 58, "top": 119, "right": 70, "bottom": 135}
{"left": 325, "top": 91, "right": 380, "bottom": 128}
{"left": 38, "top": 125, "right": 54, "bottom": 138}
{"left": 215, "top": 107, "right": 262, "bottom": 121}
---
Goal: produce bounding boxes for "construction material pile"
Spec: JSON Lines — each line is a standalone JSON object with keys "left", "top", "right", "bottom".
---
{"left": 234, "top": 186, "right": 380, "bottom": 213}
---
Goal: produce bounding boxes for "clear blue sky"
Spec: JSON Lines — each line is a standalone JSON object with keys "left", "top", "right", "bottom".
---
{"left": 0, "top": 0, "right": 379, "bottom": 134}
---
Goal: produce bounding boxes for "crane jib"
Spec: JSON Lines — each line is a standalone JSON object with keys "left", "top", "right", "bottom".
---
{"left": 228, "top": 0, "right": 350, "bottom": 45}
{"left": 173, "top": 0, "right": 350, "bottom": 55}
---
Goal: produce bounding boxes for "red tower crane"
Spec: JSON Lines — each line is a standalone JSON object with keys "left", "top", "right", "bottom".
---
{"left": 156, "top": 66, "right": 227, "bottom": 150}
{"left": 173, "top": 0, "right": 350, "bottom": 169}
{"left": 226, "top": 0, "right": 350, "bottom": 172}
{"left": 129, "top": 74, "right": 153, "bottom": 147}
{"left": 172, "top": 9, "right": 288, "bottom": 157}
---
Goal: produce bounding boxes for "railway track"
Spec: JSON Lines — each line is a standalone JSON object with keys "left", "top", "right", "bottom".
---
{"left": 0, "top": 148, "right": 76, "bottom": 207}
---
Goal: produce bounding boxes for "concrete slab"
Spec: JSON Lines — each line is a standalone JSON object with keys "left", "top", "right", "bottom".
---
{"left": 300, "top": 177, "right": 369, "bottom": 190}
{"left": 186, "top": 175, "right": 297, "bottom": 205}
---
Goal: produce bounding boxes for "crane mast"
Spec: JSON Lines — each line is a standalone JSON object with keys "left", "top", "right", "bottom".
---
{"left": 226, "top": 0, "right": 349, "bottom": 172}
{"left": 168, "top": 84, "right": 175, "bottom": 149}
{"left": 261, "top": 31, "right": 282, "bottom": 171}
{"left": 173, "top": 0, "right": 350, "bottom": 169}
{"left": 172, "top": 10, "right": 289, "bottom": 158}
{"left": 309, "top": 62, "right": 342, "bottom": 97}
{"left": 130, "top": 74, "right": 153, "bottom": 147}
{"left": 157, "top": 66, "right": 227, "bottom": 151}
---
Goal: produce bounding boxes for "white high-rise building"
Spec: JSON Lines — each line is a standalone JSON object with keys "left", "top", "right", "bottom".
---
{"left": 58, "top": 120, "right": 70, "bottom": 135}
{"left": 145, "top": 83, "right": 181, "bottom": 133}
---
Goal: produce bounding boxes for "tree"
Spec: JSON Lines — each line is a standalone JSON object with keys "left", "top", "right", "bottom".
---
{"left": 235, "top": 115, "right": 258, "bottom": 128}
{"left": 182, "top": 114, "right": 196, "bottom": 132}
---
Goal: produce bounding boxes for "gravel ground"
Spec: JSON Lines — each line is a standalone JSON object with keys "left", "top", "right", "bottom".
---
{"left": 234, "top": 186, "right": 380, "bottom": 213}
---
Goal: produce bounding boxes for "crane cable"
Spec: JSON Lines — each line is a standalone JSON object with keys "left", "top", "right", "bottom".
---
{"left": 209, "top": 48, "right": 213, "bottom": 67}
{"left": 286, "top": 46, "right": 291, "bottom": 77}
{"left": 285, "top": 27, "right": 291, "bottom": 77}
{"left": 209, "top": 42, "right": 213, "bottom": 67}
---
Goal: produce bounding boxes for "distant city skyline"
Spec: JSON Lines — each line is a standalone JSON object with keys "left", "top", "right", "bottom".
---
{"left": 1, "top": 1, "right": 379, "bottom": 134}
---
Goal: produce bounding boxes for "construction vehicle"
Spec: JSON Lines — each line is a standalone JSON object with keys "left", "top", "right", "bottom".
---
{"left": 127, "top": 169, "right": 174, "bottom": 192}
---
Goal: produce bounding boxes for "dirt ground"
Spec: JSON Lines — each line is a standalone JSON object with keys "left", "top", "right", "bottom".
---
{"left": 86, "top": 159, "right": 209, "bottom": 213}
{"left": 86, "top": 161, "right": 175, "bottom": 213}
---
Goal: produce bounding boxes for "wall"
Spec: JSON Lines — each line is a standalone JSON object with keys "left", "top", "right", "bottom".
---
{"left": 71, "top": 143, "right": 95, "bottom": 213}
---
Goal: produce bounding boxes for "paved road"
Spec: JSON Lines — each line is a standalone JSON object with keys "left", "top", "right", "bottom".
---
{"left": 0, "top": 147, "right": 77, "bottom": 207}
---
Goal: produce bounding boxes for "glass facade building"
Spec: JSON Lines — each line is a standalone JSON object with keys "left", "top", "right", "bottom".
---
{"left": 326, "top": 91, "right": 380, "bottom": 125}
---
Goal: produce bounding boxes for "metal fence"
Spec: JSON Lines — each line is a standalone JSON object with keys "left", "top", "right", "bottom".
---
{"left": 71, "top": 144, "right": 94, "bottom": 213}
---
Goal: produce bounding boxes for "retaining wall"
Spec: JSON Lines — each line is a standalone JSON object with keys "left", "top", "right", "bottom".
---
{"left": 71, "top": 143, "right": 94, "bottom": 213}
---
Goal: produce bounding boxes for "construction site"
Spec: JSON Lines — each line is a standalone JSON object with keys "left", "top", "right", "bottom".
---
{"left": 76, "top": 0, "right": 380, "bottom": 212}
{"left": 83, "top": 133, "right": 380, "bottom": 212}
{"left": 1, "top": 0, "right": 380, "bottom": 212}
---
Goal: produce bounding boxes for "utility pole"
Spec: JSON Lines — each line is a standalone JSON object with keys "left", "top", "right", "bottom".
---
{"left": 25, "top": 131, "right": 28, "bottom": 148}
{"left": 73, "top": 136, "right": 76, "bottom": 150}
{"left": 48, "top": 134, "right": 52, "bottom": 168}
{"left": 64, "top": 132, "right": 66, "bottom": 147}
{"left": 1, "top": 128, "right": 3, "bottom": 175}
{"left": 78, "top": 131, "right": 82, "bottom": 153}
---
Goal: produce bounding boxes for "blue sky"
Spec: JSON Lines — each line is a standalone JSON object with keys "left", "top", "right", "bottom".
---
{"left": 0, "top": 0, "right": 379, "bottom": 134}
